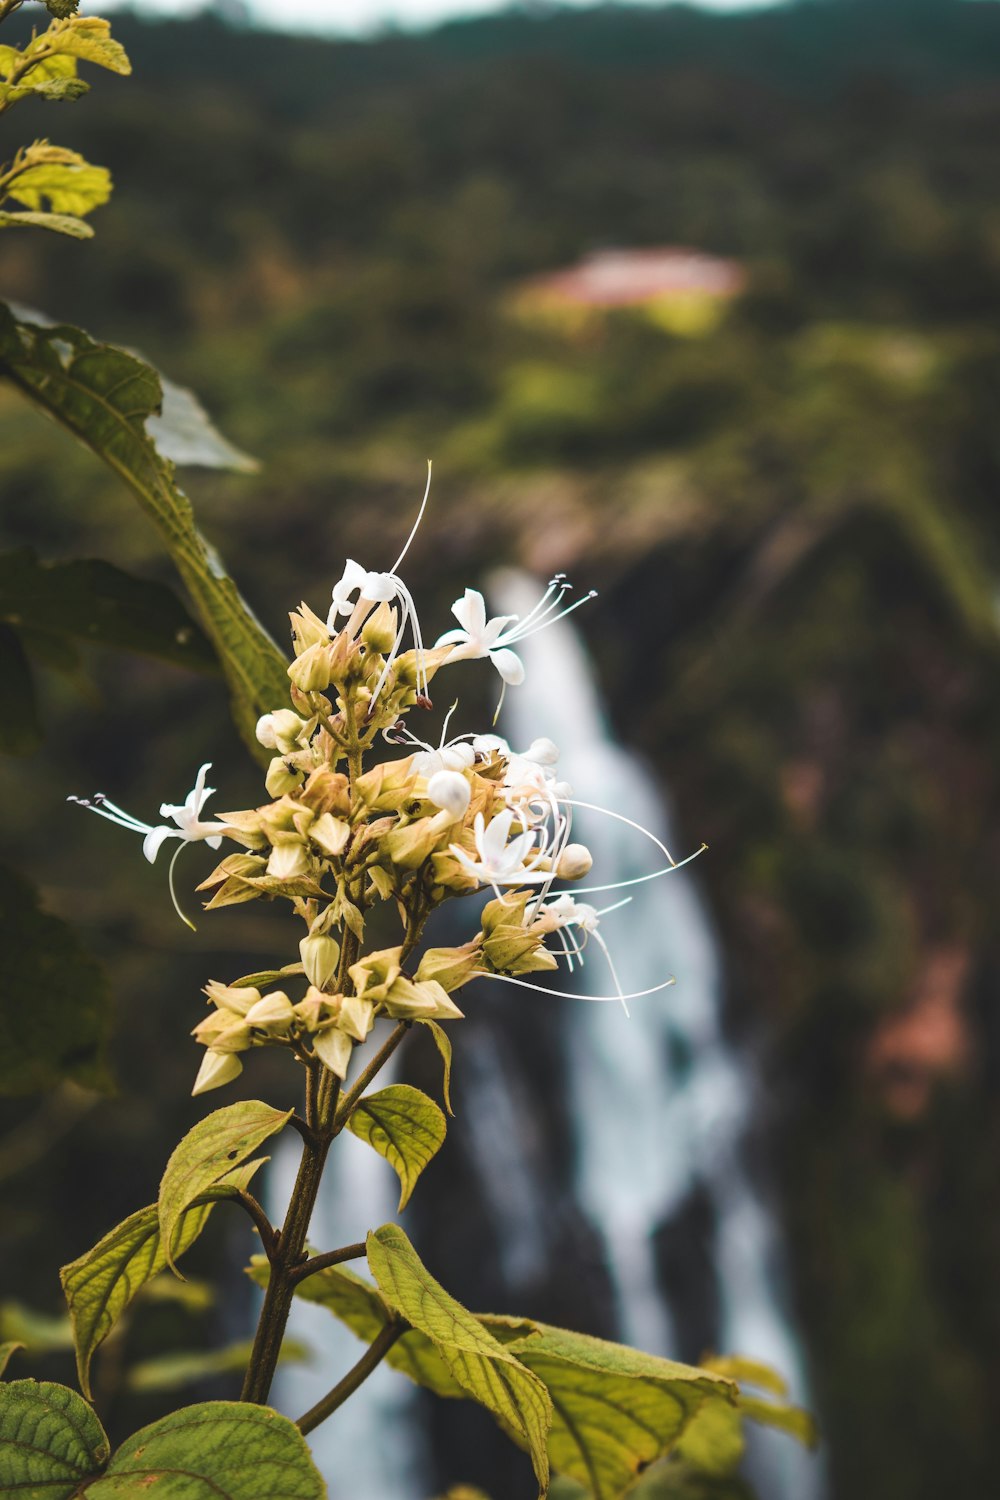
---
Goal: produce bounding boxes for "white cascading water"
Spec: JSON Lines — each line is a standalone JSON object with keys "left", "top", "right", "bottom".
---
{"left": 493, "top": 569, "right": 823, "bottom": 1500}
{"left": 267, "top": 568, "right": 823, "bottom": 1499}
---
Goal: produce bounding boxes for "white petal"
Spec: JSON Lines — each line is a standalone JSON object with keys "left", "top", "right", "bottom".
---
{"left": 331, "top": 559, "right": 368, "bottom": 612}
{"left": 480, "top": 809, "right": 514, "bottom": 863}
{"left": 526, "top": 737, "right": 559, "bottom": 766}
{"left": 256, "top": 714, "right": 278, "bottom": 748}
{"left": 142, "top": 825, "right": 178, "bottom": 863}
{"left": 489, "top": 647, "right": 526, "bottom": 685}
{"left": 361, "top": 570, "right": 397, "bottom": 602}
{"left": 451, "top": 588, "right": 488, "bottom": 641}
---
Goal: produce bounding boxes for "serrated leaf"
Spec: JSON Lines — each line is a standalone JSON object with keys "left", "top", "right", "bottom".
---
{"left": 159, "top": 1103, "right": 291, "bottom": 1270}
{"left": 367, "top": 1223, "right": 552, "bottom": 1494}
{"left": 346, "top": 1084, "right": 446, "bottom": 1210}
{"left": 9, "top": 17, "right": 130, "bottom": 80}
{"left": 0, "top": 305, "right": 289, "bottom": 758}
{"left": 0, "top": 621, "right": 40, "bottom": 754}
{"left": 0, "top": 1379, "right": 108, "bottom": 1499}
{"left": 0, "top": 548, "right": 217, "bottom": 672}
{"left": 0, "top": 207, "right": 92, "bottom": 236}
{"left": 484, "top": 1320, "right": 734, "bottom": 1500}
{"left": 85, "top": 1401, "right": 324, "bottom": 1500}
{"left": 420, "top": 1017, "right": 454, "bottom": 1115}
{"left": 61, "top": 1159, "right": 264, "bottom": 1400}
{"left": 4, "top": 144, "right": 111, "bottom": 217}
{"left": 0, "top": 863, "right": 111, "bottom": 1095}
{"left": 0, "top": 1343, "right": 24, "bottom": 1379}
{"left": 126, "top": 1336, "right": 309, "bottom": 1394}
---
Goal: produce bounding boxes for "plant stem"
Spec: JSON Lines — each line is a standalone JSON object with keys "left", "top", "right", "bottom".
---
{"left": 296, "top": 1322, "right": 405, "bottom": 1435}
{"left": 288, "top": 1240, "right": 366, "bottom": 1285}
{"left": 332, "top": 1020, "right": 410, "bottom": 1133}
{"left": 233, "top": 1190, "right": 278, "bottom": 1258}
{"left": 240, "top": 1073, "right": 340, "bottom": 1405}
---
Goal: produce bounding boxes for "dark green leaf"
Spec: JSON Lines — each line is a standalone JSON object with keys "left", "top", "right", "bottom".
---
{"left": 0, "top": 863, "right": 112, "bottom": 1095}
{"left": 0, "top": 621, "right": 40, "bottom": 754}
{"left": 0, "top": 548, "right": 216, "bottom": 672}
{"left": 0, "top": 1379, "right": 108, "bottom": 1500}
{"left": 0, "top": 305, "right": 289, "bottom": 757}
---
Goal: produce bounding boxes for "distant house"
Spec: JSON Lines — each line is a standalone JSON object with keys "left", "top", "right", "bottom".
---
{"left": 512, "top": 247, "right": 746, "bottom": 336}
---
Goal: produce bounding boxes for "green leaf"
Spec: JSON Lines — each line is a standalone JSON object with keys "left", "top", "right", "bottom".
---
{"left": 0, "top": 1379, "right": 109, "bottom": 1500}
{"left": 62, "top": 1158, "right": 265, "bottom": 1401}
{"left": 0, "top": 51, "right": 86, "bottom": 109}
{"left": 346, "top": 1084, "right": 447, "bottom": 1210}
{"left": 0, "top": 305, "right": 289, "bottom": 758}
{"left": 0, "top": 207, "right": 92, "bottom": 236}
{"left": 0, "top": 1343, "right": 24, "bottom": 1379}
{"left": 0, "top": 620, "right": 40, "bottom": 754}
{"left": 85, "top": 1401, "right": 324, "bottom": 1500}
{"left": 7, "top": 17, "right": 130, "bottom": 80}
{"left": 158, "top": 1102, "right": 291, "bottom": 1270}
{"left": 250, "top": 1255, "right": 468, "bottom": 1399}
{"left": 700, "top": 1355, "right": 817, "bottom": 1450}
{"left": 420, "top": 1017, "right": 455, "bottom": 1115}
{"left": 0, "top": 862, "right": 112, "bottom": 1095}
{"left": 0, "top": 548, "right": 217, "bottom": 673}
{"left": 367, "top": 1223, "right": 552, "bottom": 1494}
{"left": 673, "top": 1397, "right": 745, "bottom": 1477}
{"left": 126, "top": 1337, "right": 309, "bottom": 1394}
{"left": 0, "top": 1301, "right": 72, "bottom": 1354}
{"left": 483, "top": 1320, "right": 734, "bottom": 1500}
{"left": 3, "top": 144, "right": 111, "bottom": 217}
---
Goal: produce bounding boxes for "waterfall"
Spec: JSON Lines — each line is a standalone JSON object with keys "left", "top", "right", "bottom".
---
{"left": 267, "top": 568, "right": 822, "bottom": 1500}
{"left": 493, "top": 569, "right": 822, "bottom": 1500}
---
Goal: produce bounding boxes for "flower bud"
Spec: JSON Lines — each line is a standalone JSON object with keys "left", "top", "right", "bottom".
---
{"left": 287, "top": 641, "right": 332, "bottom": 692}
{"left": 426, "top": 769, "right": 471, "bottom": 821}
{"left": 309, "top": 812, "right": 350, "bottom": 858}
{"left": 361, "top": 599, "right": 398, "bottom": 654}
{"left": 192, "top": 1048, "right": 243, "bottom": 1096}
{"left": 300, "top": 933, "right": 340, "bottom": 991}
{"left": 265, "top": 757, "right": 304, "bottom": 798}
{"left": 526, "top": 737, "right": 560, "bottom": 766}
{"left": 244, "top": 990, "right": 295, "bottom": 1031}
{"left": 289, "top": 601, "right": 330, "bottom": 655}
{"left": 556, "top": 843, "right": 593, "bottom": 880}
{"left": 256, "top": 709, "right": 308, "bottom": 754}
{"left": 266, "top": 839, "right": 311, "bottom": 880}
{"left": 313, "top": 1025, "right": 354, "bottom": 1079}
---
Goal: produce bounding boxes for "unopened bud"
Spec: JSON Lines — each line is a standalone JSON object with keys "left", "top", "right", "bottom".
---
{"left": 300, "top": 933, "right": 340, "bottom": 991}
{"left": 526, "top": 737, "right": 560, "bottom": 766}
{"left": 265, "top": 756, "right": 304, "bottom": 798}
{"left": 427, "top": 769, "right": 471, "bottom": 821}
{"left": 256, "top": 709, "right": 308, "bottom": 754}
{"left": 309, "top": 812, "right": 351, "bottom": 858}
{"left": 287, "top": 641, "right": 332, "bottom": 692}
{"left": 556, "top": 843, "right": 593, "bottom": 880}
{"left": 361, "top": 599, "right": 398, "bottom": 654}
{"left": 289, "top": 602, "right": 330, "bottom": 655}
{"left": 244, "top": 990, "right": 295, "bottom": 1031}
{"left": 192, "top": 1048, "right": 243, "bottom": 1096}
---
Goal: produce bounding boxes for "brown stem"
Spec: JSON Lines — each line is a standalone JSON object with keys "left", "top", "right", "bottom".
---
{"left": 332, "top": 1021, "right": 410, "bottom": 1133}
{"left": 289, "top": 1240, "right": 366, "bottom": 1285}
{"left": 240, "top": 1074, "right": 341, "bottom": 1405}
{"left": 296, "top": 1322, "right": 405, "bottom": 1435}
{"left": 233, "top": 1191, "right": 279, "bottom": 1259}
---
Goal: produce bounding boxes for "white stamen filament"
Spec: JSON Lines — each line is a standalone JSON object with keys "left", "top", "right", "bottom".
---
{"left": 478, "top": 972, "right": 676, "bottom": 1003}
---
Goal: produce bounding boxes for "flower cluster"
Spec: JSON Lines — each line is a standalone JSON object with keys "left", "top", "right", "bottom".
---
{"left": 72, "top": 477, "right": 687, "bottom": 1094}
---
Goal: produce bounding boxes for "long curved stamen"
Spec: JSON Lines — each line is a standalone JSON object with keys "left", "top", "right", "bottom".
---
{"left": 390, "top": 460, "right": 433, "bottom": 575}
{"left": 561, "top": 842, "right": 708, "bottom": 899}
{"left": 439, "top": 699, "right": 459, "bottom": 745}
{"left": 501, "top": 575, "right": 566, "bottom": 637}
{"left": 478, "top": 972, "right": 676, "bottom": 1003}
{"left": 592, "top": 928, "right": 629, "bottom": 1017}
{"left": 492, "top": 676, "right": 508, "bottom": 726}
{"left": 67, "top": 795, "right": 152, "bottom": 836}
{"left": 559, "top": 796, "right": 679, "bottom": 866}
{"left": 168, "top": 842, "right": 196, "bottom": 932}
{"left": 502, "top": 586, "right": 597, "bottom": 644}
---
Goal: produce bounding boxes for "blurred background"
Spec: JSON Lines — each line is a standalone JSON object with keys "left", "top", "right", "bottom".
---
{"left": 2, "top": 1, "right": 1000, "bottom": 1497}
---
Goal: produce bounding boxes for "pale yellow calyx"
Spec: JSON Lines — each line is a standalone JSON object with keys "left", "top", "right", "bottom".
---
{"left": 338, "top": 993, "right": 376, "bottom": 1042}
{"left": 353, "top": 757, "right": 416, "bottom": 812}
{"left": 265, "top": 756, "right": 305, "bottom": 798}
{"left": 300, "top": 932, "right": 340, "bottom": 991}
{"left": 313, "top": 1026, "right": 353, "bottom": 1079}
{"left": 244, "top": 991, "right": 295, "bottom": 1031}
{"left": 289, "top": 601, "right": 330, "bottom": 655}
{"left": 414, "top": 942, "right": 484, "bottom": 992}
{"left": 429, "top": 849, "right": 482, "bottom": 893}
{"left": 287, "top": 640, "right": 333, "bottom": 692}
{"left": 348, "top": 946, "right": 403, "bottom": 1002}
{"left": 383, "top": 976, "right": 464, "bottom": 1021}
{"left": 309, "top": 812, "right": 351, "bottom": 858}
{"left": 203, "top": 980, "right": 262, "bottom": 1016}
{"left": 192, "top": 1048, "right": 243, "bottom": 1096}
{"left": 192, "top": 1012, "right": 252, "bottom": 1053}
{"left": 295, "top": 985, "right": 337, "bottom": 1031}
{"left": 382, "top": 810, "right": 454, "bottom": 870}
{"left": 266, "top": 839, "right": 312, "bottom": 881}
{"left": 299, "top": 766, "right": 351, "bottom": 818}
{"left": 361, "top": 599, "right": 398, "bottom": 654}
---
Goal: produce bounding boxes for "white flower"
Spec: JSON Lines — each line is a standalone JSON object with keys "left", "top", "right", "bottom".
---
{"left": 324, "top": 464, "right": 433, "bottom": 704}
{"left": 452, "top": 808, "right": 540, "bottom": 888}
{"left": 436, "top": 576, "right": 597, "bottom": 689}
{"left": 69, "top": 762, "right": 227, "bottom": 864}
